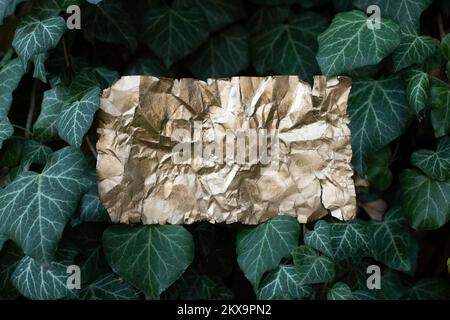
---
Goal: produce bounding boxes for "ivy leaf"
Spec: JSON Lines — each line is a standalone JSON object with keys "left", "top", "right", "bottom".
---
{"left": 304, "top": 220, "right": 371, "bottom": 261}
{"left": 402, "top": 278, "right": 450, "bottom": 299}
{"left": 292, "top": 245, "right": 335, "bottom": 284}
{"left": 78, "top": 187, "right": 110, "bottom": 223}
{"left": 366, "top": 147, "right": 393, "bottom": 191}
{"left": 33, "top": 86, "right": 67, "bottom": 142}
{"left": 57, "top": 87, "right": 101, "bottom": 148}
{"left": 257, "top": 265, "right": 312, "bottom": 300}
{"left": 392, "top": 26, "right": 435, "bottom": 72}
{"left": 348, "top": 74, "right": 411, "bottom": 174}
{"left": 236, "top": 216, "right": 300, "bottom": 288}
{"left": 0, "top": 240, "right": 23, "bottom": 299}
{"left": 411, "top": 136, "right": 450, "bottom": 181}
{"left": 175, "top": 0, "right": 245, "bottom": 32}
{"left": 369, "top": 207, "right": 418, "bottom": 274}
{"left": 401, "top": 169, "right": 450, "bottom": 230}
{"left": 20, "top": 139, "right": 52, "bottom": 169}
{"left": 11, "top": 255, "right": 70, "bottom": 300}
{"left": 82, "top": 0, "right": 137, "bottom": 50}
{"left": 352, "top": 0, "right": 433, "bottom": 30}
{"left": 0, "top": 118, "right": 13, "bottom": 149}
{"left": 0, "top": 58, "right": 26, "bottom": 147}
{"left": 327, "top": 282, "right": 353, "bottom": 300}
{"left": 189, "top": 26, "right": 249, "bottom": 79}
{"left": 102, "top": 224, "right": 194, "bottom": 299}
{"left": 404, "top": 68, "right": 429, "bottom": 114}
{"left": 316, "top": 10, "right": 400, "bottom": 76}
{"left": 32, "top": 52, "right": 48, "bottom": 83}
{"left": 79, "top": 273, "right": 139, "bottom": 300}
{"left": 165, "top": 269, "right": 233, "bottom": 300}
{"left": 430, "top": 79, "right": 450, "bottom": 138}
{"left": 125, "top": 57, "right": 174, "bottom": 77}
{"left": 12, "top": 14, "right": 66, "bottom": 66}
{"left": 31, "top": 0, "right": 81, "bottom": 18}
{"left": 0, "top": 0, "right": 25, "bottom": 24}
{"left": 439, "top": 33, "right": 450, "bottom": 61}
{"left": 142, "top": 4, "right": 209, "bottom": 67}
{"left": 251, "top": 12, "right": 328, "bottom": 81}
{"left": 0, "top": 147, "right": 93, "bottom": 263}
{"left": 247, "top": 5, "right": 289, "bottom": 35}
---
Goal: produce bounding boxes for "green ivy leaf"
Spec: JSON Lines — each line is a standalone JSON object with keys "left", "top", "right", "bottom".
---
{"left": 366, "top": 147, "right": 393, "bottom": 191}
{"left": 82, "top": 0, "right": 137, "bottom": 50}
{"left": 0, "top": 240, "right": 23, "bottom": 299}
{"left": 402, "top": 278, "right": 450, "bottom": 299}
{"left": 236, "top": 216, "right": 300, "bottom": 288}
{"left": 142, "top": 4, "right": 209, "bottom": 67}
{"left": 102, "top": 224, "right": 194, "bottom": 299}
{"left": 404, "top": 68, "right": 429, "bottom": 114}
{"left": 189, "top": 26, "right": 249, "bottom": 79}
{"left": 327, "top": 282, "right": 353, "bottom": 300}
{"left": 369, "top": 207, "right": 418, "bottom": 274}
{"left": 33, "top": 86, "right": 67, "bottom": 142}
{"left": 175, "top": 0, "right": 245, "bottom": 32}
{"left": 0, "top": 147, "right": 93, "bottom": 263}
{"left": 12, "top": 15, "right": 66, "bottom": 66}
{"left": 20, "top": 139, "right": 52, "bottom": 169}
{"left": 0, "top": 118, "right": 13, "bottom": 149}
{"left": 304, "top": 220, "right": 371, "bottom": 261}
{"left": 316, "top": 10, "right": 400, "bottom": 76}
{"left": 57, "top": 87, "right": 101, "bottom": 148}
{"left": 79, "top": 273, "right": 139, "bottom": 300}
{"left": 31, "top": 0, "right": 81, "bottom": 18}
{"left": 251, "top": 12, "right": 328, "bottom": 81}
{"left": 430, "top": 79, "right": 450, "bottom": 138}
{"left": 292, "top": 245, "right": 335, "bottom": 284}
{"left": 165, "top": 269, "right": 233, "bottom": 300}
{"left": 125, "top": 57, "right": 174, "bottom": 77}
{"left": 439, "top": 33, "right": 450, "bottom": 61}
{"left": 79, "top": 187, "right": 110, "bottom": 223}
{"left": 401, "top": 169, "right": 450, "bottom": 230}
{"left": 247, "top": 5, "right": 290, "bottom": 35}
{"left": 352, "top": 0, "right": 433, "bottom": 30}
{"left": 411, "top": 136, "right": 450, "bottom": 181}
{"left": 0, "top": 0, "right": 25, "bottom": 24}
{"left": 32, "top": 52, "right": 48, "bottom": 83}
{"left": 348, "top": 74, "right": 411, "bottom": 174}
{"left": 392, "top": 26, "right": 435, "bottom": 72}
{"left": 11, "top": 255, "right": 70, "bottom": 300}
{"left": 257, "top": 265, "right": 312, "bottom": 300}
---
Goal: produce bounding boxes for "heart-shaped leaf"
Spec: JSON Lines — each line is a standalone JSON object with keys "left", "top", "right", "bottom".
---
{"left": 411, "top": 136, "right": 450, "bottom": 181}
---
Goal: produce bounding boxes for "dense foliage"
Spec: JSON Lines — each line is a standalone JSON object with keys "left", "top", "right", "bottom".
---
{"left": 0, "top": 0, "right": 449, "bottom": 300}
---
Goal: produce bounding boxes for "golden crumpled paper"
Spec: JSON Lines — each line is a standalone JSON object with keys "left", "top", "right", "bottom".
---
{"left": 96, "top": 75, "right": 356, "bottom": 225}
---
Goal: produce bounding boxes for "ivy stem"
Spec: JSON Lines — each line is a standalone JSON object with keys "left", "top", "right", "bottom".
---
{"left": 12, "top": 124, "right": 32, "bottom": 136}
{"left": 25, "top": 80, "right": 40, "bottom": 139}
{"left": 85, "top": 136, "right": 97, "bottom": 158}
{"left": 437, "top": 12, "right": 445, "bottom": 40}
{"left": 62, "top": 36, "right": 72, "bottom": 70}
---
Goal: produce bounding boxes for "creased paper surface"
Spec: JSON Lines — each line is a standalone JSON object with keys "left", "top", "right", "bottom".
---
{"left": 96, "top": 75, "right": 356, "bottom": 224}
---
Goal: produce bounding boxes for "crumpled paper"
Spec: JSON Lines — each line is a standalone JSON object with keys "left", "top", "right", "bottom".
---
{"left": 96, "top": 75, "right": 356, "bottom": 224}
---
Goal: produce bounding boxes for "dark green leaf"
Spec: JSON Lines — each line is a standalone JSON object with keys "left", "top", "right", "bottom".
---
{"left": 142, "top": 4, "right": 209, "bottom": 67}
{"left": 79, "top": 273, "right": 140, "bottom": 300}
{"left": 257, "top": 265, "right": 312, "bottom": 300}
{"left": 348, "top": 74, "right": 411, "bottom": 174}
{"left": 236, "top": 216, "right": 300, "bottom": 288}
{"left": 0, "top": 147, "right": 93, "bottom": 263}
{"left": 251, "top": 12, "right": 328, "bottom": 81}
{"left": 404, "top": 68, "right": 429, "bottom": 114}
{"left": 189, "top": 25, "right": 249, "bottom": 79}
{"left": 401, "top": 169, "right": 450, "bottom": 230}
{"left": 411, "top": 136, "right": 450, "bottom": 181}
{"left": 292, "top": 245, "right": 335, "bottom": 284}
{"left": 0, "top": 240, "right": 23, "bottom": 299}
{"left": 430, "top": 79, "right": 450, "bottom": 137}
{"left": 327, "top": 282, "right": 353, "bottom": 300}
{"left": 103, "top": 224, "right": 194, "bottom": 299}
{"left": 316, "top": 10, "right": 400, "bottom": 76}
{"left": 82, "top": 0, "right": 137, "bottom": 50}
